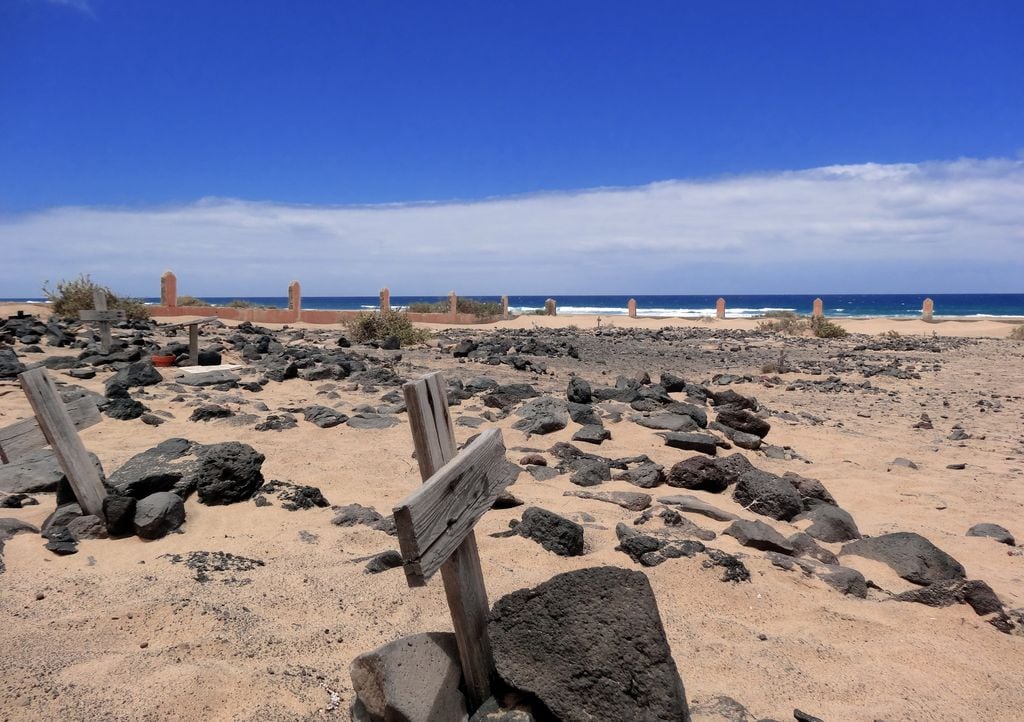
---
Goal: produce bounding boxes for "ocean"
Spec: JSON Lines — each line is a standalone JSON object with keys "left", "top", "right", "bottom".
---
{"left": 8, "top": 293, "right": 1024, "bottom": 318}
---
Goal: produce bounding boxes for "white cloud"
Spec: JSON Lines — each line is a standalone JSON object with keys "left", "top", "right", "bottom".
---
{"left": 2, "top": 158, "right": 1023, "bottom": 297}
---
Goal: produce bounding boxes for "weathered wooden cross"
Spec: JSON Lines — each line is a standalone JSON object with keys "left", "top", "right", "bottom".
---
{"left": 78, "top": 289, "right": 126, "bottom": 355}
{"left": 7, "top": 368, "right": 107, "bottom": 517}
{"left": 392, "top": 371, "right": 511, "bottom": 711}
{"left": 160, "top": 316, "right": 219, "bottom": 366}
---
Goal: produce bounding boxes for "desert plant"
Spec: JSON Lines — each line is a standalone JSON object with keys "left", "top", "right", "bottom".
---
{"left": 761, "top": 349, "right": 789, "bottom": 374}
{"left": 176, "top": 295, "right": 212, "bottom": 307}
{"left": 345, "top": 310, "right": 431, "bottom": 346}
{"left": 225, "top": 299, "right": 264, "bottom": 309}
{"left": 880, "top": 329, "right": 901, "bottom": 339}
{"left": 756, "top": 311, "right": 808, "bottom": 335}
{"left": 1009, "top": 324, "right": 1024, "bottom": 341}
{"left": 810, "top": 316, "right": 849, "bottom": 339}
{"left": 406, "top": 297, "right": 502, "bottom": 318}
{"left": 43, "top": 274, "right": 150, "bottom": 321}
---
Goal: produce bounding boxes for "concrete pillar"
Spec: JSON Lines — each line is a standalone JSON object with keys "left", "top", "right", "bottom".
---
{"left": 448, "top": 291, "right": 458, "bottom": 321}
{"left": 500, "top": 295, "right": 509, "bottom": 320}
{"left": 379, "top": 287, "right": 391, "bottom": 313}
{"left": 160, "top": 270, "right": 177, "bottom": 307}
{"left": 922, "top": 297, "right": 934, "bottom": 322}
{"left": 545, "top": 298, "right": 557, "bottom": 316}
{"left": 716, "top": 297, "right": 726, "bottom": 319}
{"left": 812, "top": 298, "right": 824, "bottom": 318}
{"left": 627, "top": 298, "right": 637, "bottom": 318}
{"left": 288, "top": 280, "right": 301, "bottom": 314}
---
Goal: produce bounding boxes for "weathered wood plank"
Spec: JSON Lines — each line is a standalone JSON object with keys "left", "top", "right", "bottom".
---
{"left": 188, "top": 323, "right": 199, "bottom": 366}
{"left": 18, "top": 368, "right": 107, "bottom": 517}
{"left": 0, "top": 397, "right": 101, "bottom": 464}
{"left": 394, "top": 428, "right": 508, "bottom": 582}
{"left": 78, "top": 310, "right": 127, "bottom": 322}
{"left": 401, "top": 371, "right": 494, "bottom": 710}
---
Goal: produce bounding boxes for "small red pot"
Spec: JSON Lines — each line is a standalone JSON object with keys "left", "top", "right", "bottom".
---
{"left": 151, "top": 354, "right": 176, "bottom": 367}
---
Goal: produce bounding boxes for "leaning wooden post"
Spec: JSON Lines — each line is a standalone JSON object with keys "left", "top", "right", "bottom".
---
{"left": 922, "top": 297, "right": 934, "bottom": 322}
{"left": 716, "top": 297, "right": 726, "bottom": 319}
{"left": 160, "top": 270, "right": 177, "bottom": 307}
{"left": 812, "top": 297, "right": 824, "bottom": 319}
{"left": 188, "top": 324, "right": 200, "bottom": 366}
{"left": 379, "top": 287, "right": 391, "bottom": 313}
{"left": 500, "top": 295, "right": 509, "bottom": 320}
{"left": 545, "top": 298, "right": 557, "bottom": 316}
{"left": 448, "top": 291, "right": 458, "bottom": 322}
{"left": 399, "top": 372, "right": 497, "bottom": 710}
{"left": 627, "top": 298, "right": 637, "bottom": 318}
{"left": 18, "top": 368, "right": 107, "bottom": 517}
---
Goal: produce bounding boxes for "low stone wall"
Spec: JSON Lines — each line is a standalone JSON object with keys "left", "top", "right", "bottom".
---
{"left": 147, "top": 305, "right": 497, "bottom": 326}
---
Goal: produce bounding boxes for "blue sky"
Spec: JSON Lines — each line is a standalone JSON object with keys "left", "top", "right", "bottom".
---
{"left": 1, "top": 1, "right": 1022, "bottom": 295}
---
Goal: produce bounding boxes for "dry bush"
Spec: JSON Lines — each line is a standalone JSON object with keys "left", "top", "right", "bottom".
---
{"left": 176, "top": 295, "right": 212, "bottom": 307}
{"left": 1009, "top": 325, "right": 1024, "bottom": 341}
{"left": 345, "top": 310, "right": 431, "bottom": 346}
{"left": 43, "top": 274, "right": 150, "bottom": 321}
{"left": 756, "top": 311, "right": 808, "bottom": 335}
{"left": 810, "top": 316, "right": 849, "bottom": 339}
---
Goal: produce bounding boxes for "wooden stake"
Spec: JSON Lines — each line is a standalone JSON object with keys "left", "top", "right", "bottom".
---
{"left": 78, "top": 289, "right": 125, "bottom": 354}
{"left": 18, "top": 368, "right": 107, "bottom": 517}
{"left": 188, "top": 323, "right": 200, "bottom": 366}
{"left": 401, "top": 371, "right": 495, "bottom": 710}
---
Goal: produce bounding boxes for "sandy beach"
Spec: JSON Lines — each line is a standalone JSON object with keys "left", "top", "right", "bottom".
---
{"left": 1, "top": 303, "right": 1022, "bottom": 721}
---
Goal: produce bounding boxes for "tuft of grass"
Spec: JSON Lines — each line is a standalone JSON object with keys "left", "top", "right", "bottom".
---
{"left": 225, "top": 299, "right": 265, "bottom": 309}
{"left": 345, "top": 310, "right": 431, "bottom": 346}
{"left": 43, "top": 274, "right": 150, "bottom": 321}
{"left": 880, "top": 329, "right": 901, "bottom": 339}
{"left": 176, "top": 295, "right": 212, "bottom": 307}
{"left": 810, "top": 316, "right": 849, "bottom": 339}
{"left": 761, "top": 349, "right": 789, "bottom": 374}
{"left": 756, "top": 311, "right": 808, "bottom": 335}
{"left": 1009, "top": 324, "right": 1024, "bottom": 341}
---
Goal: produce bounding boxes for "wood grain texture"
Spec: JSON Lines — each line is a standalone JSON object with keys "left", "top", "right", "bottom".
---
{"left": 0, "top": 397, "right": 101, "bottom": 464}
{"left": 394, "top": 428, "right": 508, "bottom": 582}
{"left": 188, "top": 324, "right": 199, "bottom": 366}
{"left": 17, "top": 368, "right": 107, "bottom": 516}
{"left": 400, "top": 370, "right": 495, "bottom": 710}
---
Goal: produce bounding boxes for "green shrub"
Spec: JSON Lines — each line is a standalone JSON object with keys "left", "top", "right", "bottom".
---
{"left": 176, "top": 295, "right": 212, "bottom": 307}
{"left": 756, "top": 311, "right": 808, "bottom": 335}
{"left": 810, "top": 316, "right": 849, "bottom": 338}
{"left": 43, "top": 274, "right": 150, "bottom": 321}
{"left": 345, "top": 310, "right": 431, "bottom": 346}
{"left": 1009, "top": 324, "right": 1024, "bottom": 341}
{"left": 226, "top": 299, "right": 260, "bottom": 309}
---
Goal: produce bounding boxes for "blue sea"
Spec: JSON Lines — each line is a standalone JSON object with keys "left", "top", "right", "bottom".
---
{"left": 9, "top": 294, "right": 1024, "bottom": 318}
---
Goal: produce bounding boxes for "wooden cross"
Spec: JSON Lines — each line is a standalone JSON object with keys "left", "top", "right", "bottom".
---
{"left": 393, "top": 372, "right": 511, "bottom": 711}
{"left": 160, "top": 316, "right": 218, "bottom": 366}
{"left": 78, "top": 289, "right": 126, "bottom": 355}
{"left": 15, "top": 368, "right": 107, "bottom": 517}
{"left": 0, "top": 394, "right": 100, "bottom": 466}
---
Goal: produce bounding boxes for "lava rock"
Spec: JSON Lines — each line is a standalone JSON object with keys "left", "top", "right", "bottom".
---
{"left": 732, "top": 469, "right": 802, "bottom": 522}
{"left": 715, "top": 405, "right": 770, "bottom": 438}
{"left": 569, "top": 459, "right": 610, "bottom": 487}
{"left": 841, "top": 532, "right": 966, "bottom": 585}
{"left": 133, "top": 491, "right": 186, "bottom": 539}
{"left": 489, "top": 566, "right": 691, "bottom": 722}
{"left": 966, "top": 523, "right": 1015, "bottom": 546}
{"left": 107, "top": 361, "right": 163, "bottom": 389}
{"left": 661, "top": 432, "right": 718, "bottom": 456}
{"left": 194, "top": 442, "right": 266, "bottom": 505}
{"left": 0, "top": 450, "right": 104, "bottom": 495}
{"left": 102, "top": 494, "right": 137, "bottom": 537}
{"left": 572, "top": 425, "right": 610, "bottom": 445}
{"left": 303, "top": 405, "right": 349, "bottom": 428}
{"left": 106, "top": 437, "right": 203, "bottom": 499}
{"left": 796, "top": 504, "right": 860, "bottom": 543}
{"left": 893, "top": 579, "right": 1003, "bottom": 616}
{"left": 515, "top": 507, "right": 584, "bottom": 557}
{"left": 667, "top": 456, "right": 730, "bottom": 493}
{"left": 564, "top": 489, "right": 652, "bottom": 511}
{"left": 723, "top": 519, "right": 794, "bottom": 554}
{"left": 512, "top": 397, "right": 568, "bottom": 436}
{"left": 566, "top": 376, "right": 593, "bottom": 404}
{"left": 190, "top": 404, "right": 234, "bottom": 422}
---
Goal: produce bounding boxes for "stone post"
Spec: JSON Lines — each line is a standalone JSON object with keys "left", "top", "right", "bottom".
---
{"left": 627, "top": 298, "right": 637, "bottom": 318}
{"left": 288, "top": 280, "right": 301, "bottom": 316}
{"left": 812, "top": 298, "right": 824, "bottom": 319}
{"left": 160, "top": 270, "right": 177, "bottom": 307}
{"left": 545, "top": 298, "right": 557, "bottom": 316}
{"left": 500, "top": 295, "right": 509, "bottom": 320}
{"left": 380, "top": 287, "right": 391, "bottom": 313}
{"left": 922, "top": 297, "right": 934, "bottom": 322}
{"left": 716, "top": 297, "right": 726, "bottom": 319}
{"left": 448, "top": 291, "right": 458, "bottom": 322}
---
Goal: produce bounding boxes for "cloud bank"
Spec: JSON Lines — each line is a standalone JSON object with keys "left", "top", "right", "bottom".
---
{"left": 3, "top": 158, "right": 1023, "bottom": 297}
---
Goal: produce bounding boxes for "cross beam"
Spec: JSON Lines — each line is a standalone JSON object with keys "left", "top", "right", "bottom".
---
{"left": 78, "top": 289, "right": 126, "bottom": 354}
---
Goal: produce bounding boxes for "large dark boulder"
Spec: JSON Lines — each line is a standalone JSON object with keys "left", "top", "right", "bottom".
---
{"left": 732, "top": 469, "right": 802, "bottom": 521}
{"left": 723, "top": 519, "right": 794, "bottom": 554}
{"left": 515, "top": 507, "right": 584, "bottom": 557}
{"left": 841, "top": 532, "right": 966, "bottom": 586}
{"left": 106, "top": 438, "right": 204, "bottom": 499}
{"left": 0, "top": 348, "right": 26, "bottom": 379}
{"left": 714, "top": 405, "right": 770, "bottom": 438}
{"left": 796, "top": 504, "right": 861, "bottom": 543}
{"left": 102, "top": 494, "right": 137, "bottom": 537}
{"left": 667, "top": 456, "right": 730, "bottom": 493}
{"left": 566, "top": 376, "right": 592, "bottom": 404}
{"left": 661, "top": 432, "right": 717, "bottom": 456}
{"left": 106, "top": 361, "right": 162, "bottom": 389}
{"left": 709, "top": 389, "right": 757, "bottom": 410}
{"left": 489, "top": 567, "right": 691, "bottom": 722}
{"left": 194, "top": 442, "right": 266, "bottom": 505}
{"left": 133, "top": 491, "right": 186, "bottom": 539}
{"left": 512, "top": 397, "right": 568, "bottom": 436}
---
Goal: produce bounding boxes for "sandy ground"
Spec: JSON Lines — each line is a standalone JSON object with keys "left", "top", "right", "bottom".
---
{"left": 1, "top": 303, "right": 1022, "bottom": 721}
